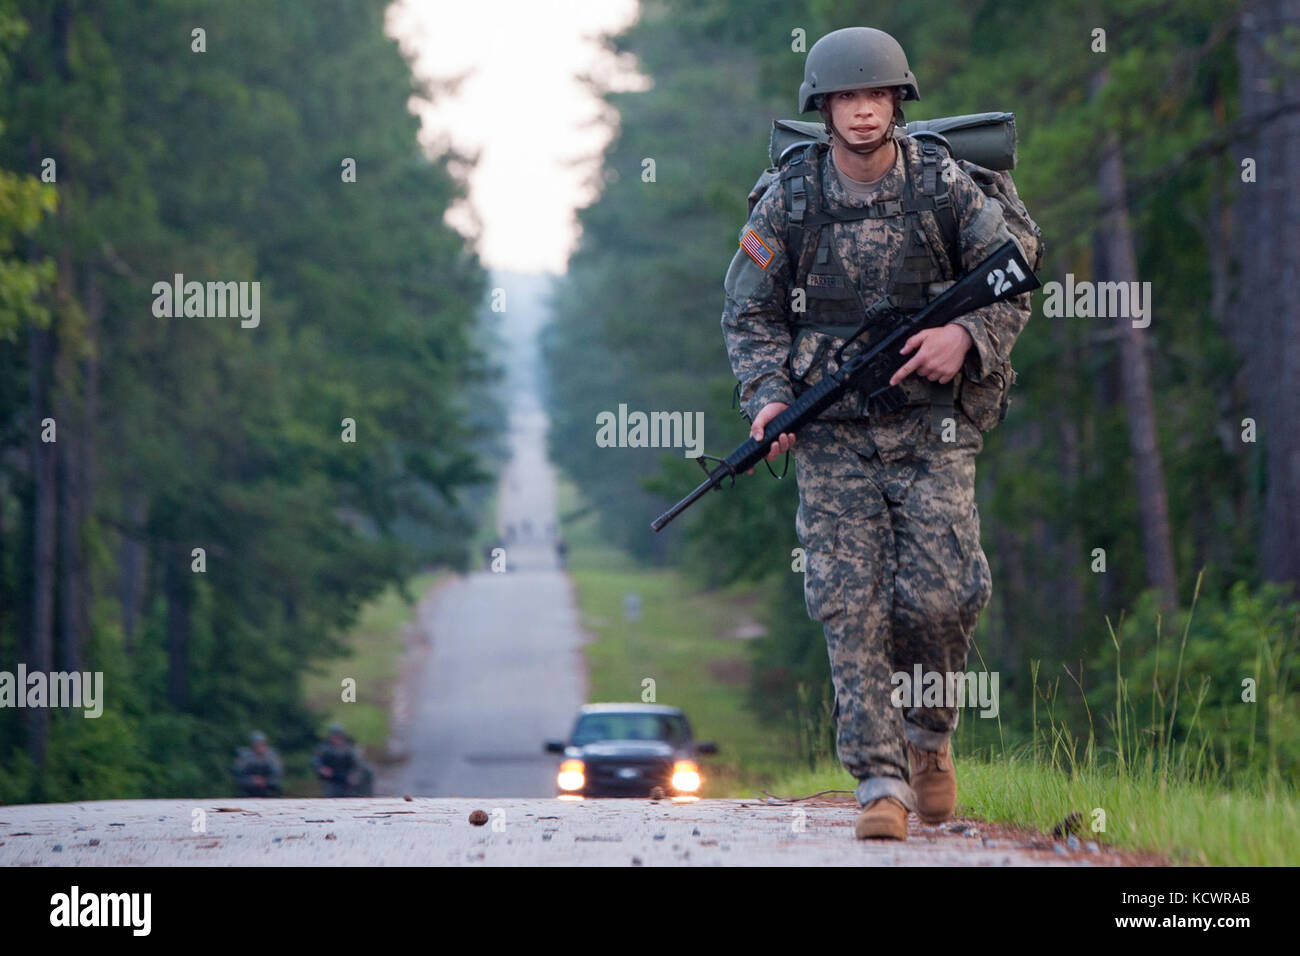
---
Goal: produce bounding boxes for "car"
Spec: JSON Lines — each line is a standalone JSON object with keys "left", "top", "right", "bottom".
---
{"left": 543, "top": 703, "right": 719, "bottom": 798}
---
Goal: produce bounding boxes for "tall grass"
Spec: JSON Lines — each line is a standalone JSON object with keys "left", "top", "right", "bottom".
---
{"left": 998, "top": 569, "right": 1298, "bottom": 792}
{"left": 766, "top": 568, "right": 1300, "bottom": 864}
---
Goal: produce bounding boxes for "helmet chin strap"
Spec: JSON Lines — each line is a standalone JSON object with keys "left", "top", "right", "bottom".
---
{"left": 821, "top": 105, "right": 897, "bottom": 156}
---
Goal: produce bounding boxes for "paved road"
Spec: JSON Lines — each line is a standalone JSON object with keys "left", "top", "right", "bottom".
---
{"left": 381, "top": 383, "right": 586, "bottom": 798}
{"left": 0, "top": 797, "right": 1152, "bottom": 866}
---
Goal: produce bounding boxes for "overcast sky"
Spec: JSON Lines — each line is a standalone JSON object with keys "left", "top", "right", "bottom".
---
{"left": 387, "top": 0, "right": 645, "bottom": 275}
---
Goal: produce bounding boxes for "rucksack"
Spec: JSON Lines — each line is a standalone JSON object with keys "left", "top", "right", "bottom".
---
{"left": 731, "top": 111, "right": 1043, "bottom": 431}
{"left": 746, "top": 111, "right": 1044, "bottom": 277}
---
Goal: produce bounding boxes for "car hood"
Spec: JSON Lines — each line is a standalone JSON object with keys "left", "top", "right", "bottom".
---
{"left": 576, "top": 740, "right": 678, "bottom": 759}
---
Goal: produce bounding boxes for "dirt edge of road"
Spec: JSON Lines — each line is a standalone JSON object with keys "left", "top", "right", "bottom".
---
{"left": 784, "top": 793, "right": 1179, "bottom": 865}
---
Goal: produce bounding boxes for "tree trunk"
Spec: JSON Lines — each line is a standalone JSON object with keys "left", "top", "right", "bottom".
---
{"left": 119, "top": 493, "right": 147, "bottom": 653}
{"left": 27, "top": 323, "right": 56, "bottom": 766}
{"left": 82, "top": 266, "right": 101, "bottom": 649}
{"left": 55, "top": 380, "right": 83, "bottom": 674}
{"left": 1234, "top": 0, "right": 1300, "bottom": 594}
{"left": 1093, "top": 68, "right": 1180, "bottom": 611}
{"left": 1049, "top": 265, "right": 1086, "bottom": 648}
{"left": 55, "top": 251, "right": 96, "bottom": 675}
{"left": 1088, "top": 235, "right": 1119, "bottom": 612}
{"left": 165, "top": 554, "right": 192, "bottom": 709}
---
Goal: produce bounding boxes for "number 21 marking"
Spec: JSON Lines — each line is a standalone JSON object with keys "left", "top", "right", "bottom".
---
{"left": 987, "top": 258, "right": 1027, "bottom": 295}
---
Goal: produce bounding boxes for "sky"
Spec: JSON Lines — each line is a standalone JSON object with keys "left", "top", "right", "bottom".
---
{"left": 387, "top": 0, "right": 647, "bottom": 275}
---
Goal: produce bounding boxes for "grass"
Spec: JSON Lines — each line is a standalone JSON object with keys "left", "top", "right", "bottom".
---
{"left": 761, "top": 571, "right": 1300, "bottom": 865}
{"left": 760, "top": 752, "right": 1300, "bottom": 865}
{"left": 301, "top": 570, "right": 443, "bottom": 754}
{"left": 555, "top": 475, "right": 802, "bottom": 796}
{"left": 959, "top": 757, "right": 1298, "bottom": 866}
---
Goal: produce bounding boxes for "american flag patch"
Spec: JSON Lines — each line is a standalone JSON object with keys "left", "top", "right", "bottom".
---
{"left": 740, "top": 229, "right": 773, "bottom": 269}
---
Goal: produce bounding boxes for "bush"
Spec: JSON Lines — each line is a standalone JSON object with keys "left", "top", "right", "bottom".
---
{"left": 1081, "top": 573, "right": 1300, "bottom": 787}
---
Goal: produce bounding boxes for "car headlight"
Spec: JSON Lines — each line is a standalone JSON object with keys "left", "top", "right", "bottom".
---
{"left": 557, "top": 759, "right": 585, "bottom": 791}
{"left": 671, "top": 760, "right": 701, "bottom": 793}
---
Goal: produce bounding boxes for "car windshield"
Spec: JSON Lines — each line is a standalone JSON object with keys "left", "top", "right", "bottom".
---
{"left": 571, "top": 712, "right": 689, "bottom": 746}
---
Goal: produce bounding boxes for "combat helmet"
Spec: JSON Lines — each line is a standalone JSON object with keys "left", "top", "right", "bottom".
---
{"left": 799, "top": 27, "right": 920, "bottom": 114}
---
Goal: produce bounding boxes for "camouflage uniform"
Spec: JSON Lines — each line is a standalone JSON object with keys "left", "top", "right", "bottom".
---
{"left": 312, "top": 737, "right": 372, "bottom": 797}
{"left": 233, "top": 743, "right": 284, "bottom": 797}
{"left": 721, "top": 131, "right": 1028, "bottom": 811}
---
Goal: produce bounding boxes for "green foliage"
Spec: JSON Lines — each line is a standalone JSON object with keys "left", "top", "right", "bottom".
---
{"left": 542, "top": 0, "right": 1297, "bottom": 791}
{"left": 0, "top": 0, "right": 57, "bottom": 339}
{"left": 0, "top": 0, "right": 503, "bottom": 800}
{"left": 1084, "top": 575, "right": 1300, "bottom": 786}
{"left": 0, "top": 169, "right": 55, "bottom": 339}
{"left": 744, "top": 563, "right": 835, "bottom": 769}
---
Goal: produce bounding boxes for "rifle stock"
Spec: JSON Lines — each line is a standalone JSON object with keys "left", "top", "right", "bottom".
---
{"left": 651, "top": 240, "right": 1039, "bottom": 533}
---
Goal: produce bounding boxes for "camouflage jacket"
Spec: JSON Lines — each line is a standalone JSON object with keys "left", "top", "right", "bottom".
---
{"left": 311, "top": 741, "right": 360, "bottom": 779}
{"left": 720, "top": 132, "right": 1030, "bottom": 433}
{"left": 233, "top": 747, "right": 284, "bottom": 788}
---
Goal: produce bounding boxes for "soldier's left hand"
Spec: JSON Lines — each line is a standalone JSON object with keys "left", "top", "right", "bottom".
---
{"left": 889, "top": 324, "right": 973, "bottom": 386}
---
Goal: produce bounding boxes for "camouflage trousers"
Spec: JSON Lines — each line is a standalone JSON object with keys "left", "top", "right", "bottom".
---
{"left": 792, "top": 404, "right": 993, "bottom": 811}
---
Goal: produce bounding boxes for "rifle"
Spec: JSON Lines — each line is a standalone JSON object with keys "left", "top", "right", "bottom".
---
{"left": 651, "top": 240, "right": 1039, "bottom": 533}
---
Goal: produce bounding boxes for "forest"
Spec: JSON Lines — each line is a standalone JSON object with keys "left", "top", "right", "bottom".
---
{"left": 542, "top": 0, "right": 1300, "bottom": 784}
{"left": 0, "top": 0, "right": 502, "bottom": 801}
{"left": 2, "top": 0, "right": 1296, "bottom": 805}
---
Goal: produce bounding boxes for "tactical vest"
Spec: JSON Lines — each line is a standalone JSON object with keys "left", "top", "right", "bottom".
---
{"left": 780, "top": 135, "right": 962, "bottom": 429}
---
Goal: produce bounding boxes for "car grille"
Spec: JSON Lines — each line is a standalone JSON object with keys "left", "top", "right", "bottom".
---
{"left": 585, "top": 756, "right": 672, "bottom": 793}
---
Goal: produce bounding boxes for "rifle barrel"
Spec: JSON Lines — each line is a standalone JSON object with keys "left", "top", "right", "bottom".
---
{"left": 650, "top": 473, "right": 721, "bottom": 532}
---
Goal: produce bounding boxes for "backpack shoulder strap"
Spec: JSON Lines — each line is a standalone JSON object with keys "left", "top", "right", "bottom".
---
{"left": 911, "top": 136, "right": 961, "bottom": 274}
{"left": 782, "top": 138, "right": 965, "bottom": 282}
{"left": 779, "top": 141, "right": 822, "bottom": 271}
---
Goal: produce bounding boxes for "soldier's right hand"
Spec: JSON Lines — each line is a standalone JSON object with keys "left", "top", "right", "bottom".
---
{"left": 748, "top": 402, "right": 795, "bottom": 473}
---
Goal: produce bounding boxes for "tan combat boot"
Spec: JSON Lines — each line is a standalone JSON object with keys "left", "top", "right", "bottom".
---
{"left": 907, "top": 740, "right": 957, "bottom": 824}
{"left": 854, "top": 796, "right": 908, "bottom": 840}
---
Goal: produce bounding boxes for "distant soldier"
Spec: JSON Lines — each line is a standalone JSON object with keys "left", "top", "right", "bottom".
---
{"left": 233, "top": 730, "right": 283, "bottom": 798}
{"left": 554, "top": 536, "right": 568, "bottom": 569}
{"left": 311, "top": 723, "right": 373, "bottom": 797}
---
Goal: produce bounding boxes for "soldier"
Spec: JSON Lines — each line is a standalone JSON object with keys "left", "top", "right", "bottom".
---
{"left": 311, "top": 723, "right": 373, "bottom": 797}
{"left": 721, "top": 27, "right": 1031, "bottom": 839}
{"left": 233, "top": 730, "right": 283, "bottom": 797}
